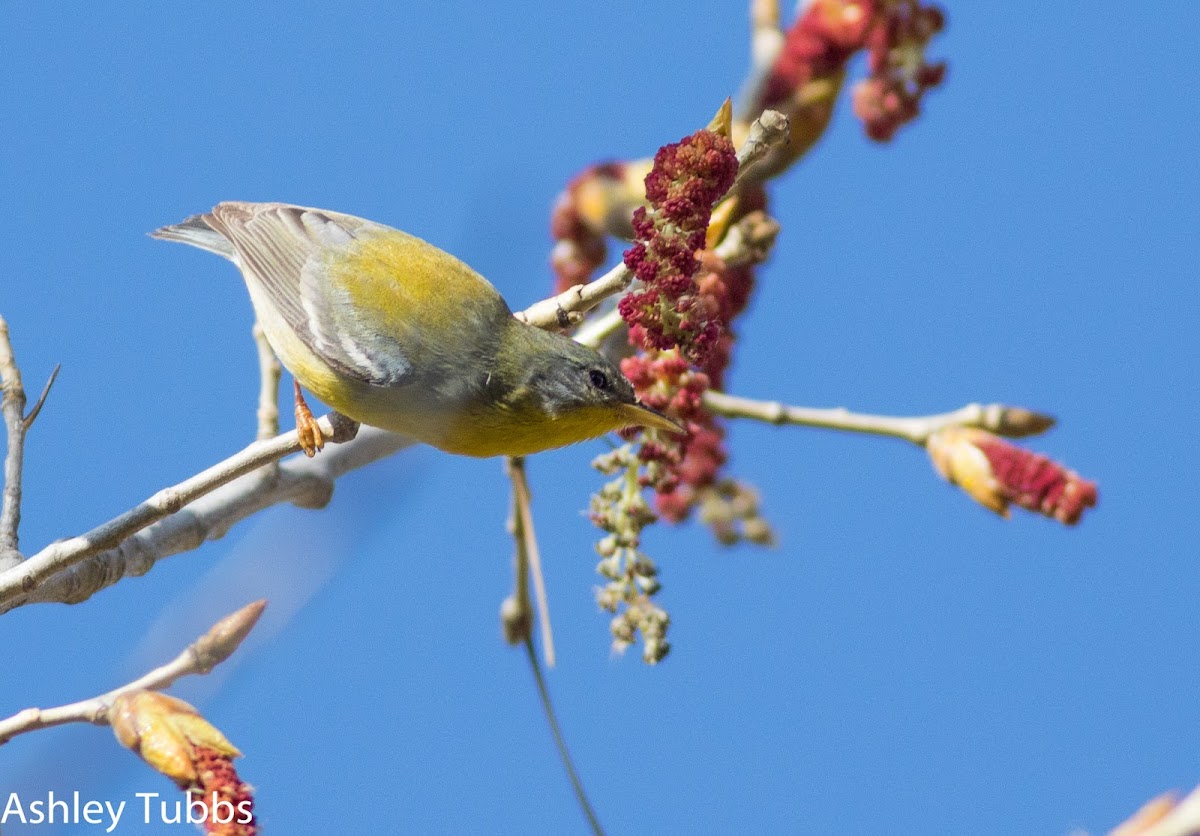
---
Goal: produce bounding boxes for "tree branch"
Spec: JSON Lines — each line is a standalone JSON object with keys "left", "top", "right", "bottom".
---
{"left": 0, "top": 599, "right": 266, "bottom": 745}
{"left": 702, "top": 391, "right": 1055, "bottom": 445}
{"left": 0, "top": 315, "right": 50, "bottom": 569}
{"left": 0, "top": 315, "right": 28, "bottom": 564}
{"left": 252, "top": 322, "right": 282, "bottom": 442}
{"left": 0, "top": 420, "right": 410, "bottom": 612}
{"left": 515, "top": 258, "right": 634, "bottom": 332}
{"left": 505, "top": 456, "right": 555, "bottom": 667}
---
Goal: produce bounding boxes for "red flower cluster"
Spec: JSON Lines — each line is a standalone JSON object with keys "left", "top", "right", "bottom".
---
{"left": 761, "top": 0, "right": 878, "bottom": 108}
{"left": 620, "top": 129, "right": 738, "bottom": 367}
{"left": 619, "top": 351, "right": 723, "bottom": 521}
{"left": 971, "top": 432, "right": 1098, "bottom": 525}
{"left": 549, "top": 162, "right": 628, "bottom": 293}
{"left": 695, "top": 256, "right": 757, "bottom": 389}
{"left": 193, "top": 746, "right": 257, "bottom": 836}
{"left": 760, "top": 0, "right": 946, "bottom": 144}
{"left": 613, "top": 128, "right": 754, "bottom": 527}
{"left": 854, "top": 1, "right": 947, "bottom": 141}
{"left": 619, "top": 249, "right": 763, "bottom": 523}
{"left": 928, "top": 427, "right": 1098, "bottom": 525}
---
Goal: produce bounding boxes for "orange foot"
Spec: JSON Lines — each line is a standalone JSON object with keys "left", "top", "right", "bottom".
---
{"left": 293, "top": 380, "right": 325, "bottom": 457}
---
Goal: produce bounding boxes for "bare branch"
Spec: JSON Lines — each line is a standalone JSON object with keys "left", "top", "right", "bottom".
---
{"left": 0, "top": 416, "right": 405, "bottom": 612}
{"left": 505, "top": 457, "right": 556, "bottom": 667}
{"left": 252, "top": 322, "right": 281, "bottom": 442}
{"left": 500, "top": 468, "right": 533, "bottom": 646}
{"left": 0, "top": 599, "right": 266, "bottom": 745}
{"left": 516, "top": 260, "right": 634, "bottom": 331}
{"left": 7, "top": 425, "right": 410, "bottom": 611}
{"left": 0, "top": 315, "right": 30, "bottom": 566}
{"left": 702, "top": 391, "right": 1056, "bottom": 446}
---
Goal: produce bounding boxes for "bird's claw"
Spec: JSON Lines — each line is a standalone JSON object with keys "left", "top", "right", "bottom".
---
{"left": 294, "top": 383, "right": 325, "bottom": 457}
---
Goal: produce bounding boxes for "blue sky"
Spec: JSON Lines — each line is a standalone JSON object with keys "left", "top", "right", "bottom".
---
{"left": 1, "top": 2, "right": 1196, "bottom": 833}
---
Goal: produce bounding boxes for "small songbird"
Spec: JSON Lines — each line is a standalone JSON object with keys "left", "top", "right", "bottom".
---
{"left": 153, "top": 202, "right": 679, "bottom": 457}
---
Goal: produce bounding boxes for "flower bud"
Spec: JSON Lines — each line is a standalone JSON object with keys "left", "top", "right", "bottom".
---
{"left": 927, "top": 426, "right": 1097, "bottom": 525}
{"left": 500, "top": 595, "right": 531, "bottom": 645}
{"left": 991, "top": 406, "right": 1056, "bottom": 438}
{"left": 110, "top": 690, "right": 241, "bottom": 789}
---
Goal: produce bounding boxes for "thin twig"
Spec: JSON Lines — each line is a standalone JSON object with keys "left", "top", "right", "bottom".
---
{"left": 0, "top": 599, "right": 267, "bottom": 744}
{"left": 0, "top": 412, "right": 365, "bottom": 610}
{"left": 252, "top": 322, "right": 281, "bottom": 442}
{"left": 507, "top": 456, "right": 556, "bottom": 668}
{"left": 500, "top": 496, "right": 532, "bottom": 646}
{"left": 516, "top": 260, "right": 634, "bottom": 332}
{"left": 523, "top": 636, "right": 604, "bottom": 836}
{"left": 505, "top": 463, "right": 600, "bottom": 829}
{"left": 702, "top": 390, "right": 1055, "bottom": 445}
{"left": 23, "top": 364, "right": 60, "bottom": 431}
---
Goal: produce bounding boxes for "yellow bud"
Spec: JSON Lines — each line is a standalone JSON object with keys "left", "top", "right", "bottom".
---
{"left": 706, "top": 196, "right": 740, "bottom": 250}
{"left": 707, "top": 98, "right": 734, "bottom": 138}
{"left": 926, "top": 427, "right": 1009, "bottom": 517}
{"left": 110, "top": 691, "right": 241, "bottom": 788}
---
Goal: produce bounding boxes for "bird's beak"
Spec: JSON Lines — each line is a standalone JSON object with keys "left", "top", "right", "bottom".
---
{"left": 618, "top": 402, "right": 685, "bottom": 435}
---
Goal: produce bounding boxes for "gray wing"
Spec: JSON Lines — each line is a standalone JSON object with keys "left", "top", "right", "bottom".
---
{"left": 153, "top": 202, "right": 412, "bottom": 386}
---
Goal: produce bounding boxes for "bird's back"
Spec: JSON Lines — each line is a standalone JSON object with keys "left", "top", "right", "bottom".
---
{"left": 152, "top": 202, "right": 518, "bottom": 449}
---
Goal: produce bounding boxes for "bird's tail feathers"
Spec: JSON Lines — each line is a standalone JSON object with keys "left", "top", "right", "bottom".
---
{"left": 149, "top": 214, "right": 235, "bottom": 260}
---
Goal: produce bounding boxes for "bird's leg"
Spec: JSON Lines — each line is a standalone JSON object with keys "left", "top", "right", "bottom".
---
{"left": 293, "top": 380, "right": 326, "bottom": 457}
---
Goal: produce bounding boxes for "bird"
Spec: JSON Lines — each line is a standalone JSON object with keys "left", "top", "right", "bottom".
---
{"left": 152, "top": 201, "right": 680, "bottom": 457}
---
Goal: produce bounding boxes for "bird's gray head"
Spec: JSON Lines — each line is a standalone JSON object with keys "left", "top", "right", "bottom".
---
{"left": 506, "top": 326, "right": 680, "bottom": 434}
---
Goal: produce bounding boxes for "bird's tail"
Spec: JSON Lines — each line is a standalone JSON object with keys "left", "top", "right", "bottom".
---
{"left": 149, "top": 213, "right": 235, "bottom": 260}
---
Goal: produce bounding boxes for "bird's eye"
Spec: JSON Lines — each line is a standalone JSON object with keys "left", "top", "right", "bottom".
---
{"left": 588, "top": 369, "right": 609, "bottom": 390}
